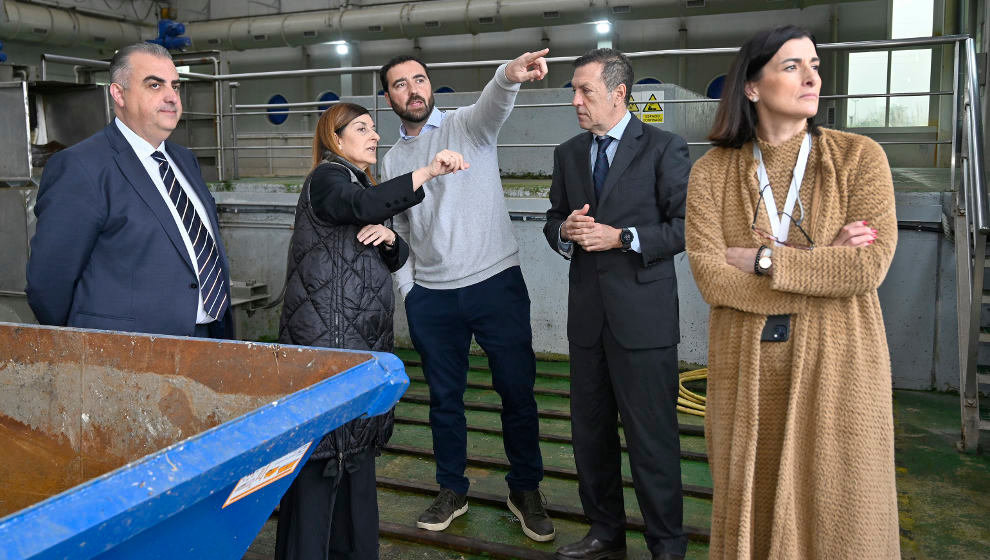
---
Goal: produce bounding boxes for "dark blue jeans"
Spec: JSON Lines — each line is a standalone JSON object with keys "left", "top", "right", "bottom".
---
{"left": 404, "top": 266, "right": 543, "bottom": 495}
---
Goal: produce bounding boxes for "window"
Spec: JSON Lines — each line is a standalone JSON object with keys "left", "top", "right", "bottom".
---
{"left": 846, "top": 0, "right": 934, "bottom": 128}
{"left": 706, "top": 75, "right": 727, "bottom": 99}
{"left": 267, "top": 94, "right": 289, "bottom": 125}
{"left": 317, "top": 91, "right": 339, "bottom": 112}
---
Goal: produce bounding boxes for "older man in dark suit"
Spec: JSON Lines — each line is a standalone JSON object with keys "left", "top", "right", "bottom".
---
{"left": 544, "top": 49, "right": 690, "bottom": 560}
{"left": 27, "top": 42, "right": 233, "bottom": 339}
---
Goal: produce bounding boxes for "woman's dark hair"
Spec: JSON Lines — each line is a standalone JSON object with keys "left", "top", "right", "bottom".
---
{"left": 709, "top": 25, "right": 820, "bottom": 148}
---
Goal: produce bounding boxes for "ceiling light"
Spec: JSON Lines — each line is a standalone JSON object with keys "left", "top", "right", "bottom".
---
{"left": 335, "top": 43, "right": 350, "bottom": 55}
{"left": 596, "top": 21, "right": 611, "bottom": 34}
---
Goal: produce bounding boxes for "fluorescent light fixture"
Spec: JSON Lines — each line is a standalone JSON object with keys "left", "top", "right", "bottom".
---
{"left": 595, "top": 21, "right": 611, "bottom": 34}
{"left": 323, "top": 40, "right": 351, "bottom": 55}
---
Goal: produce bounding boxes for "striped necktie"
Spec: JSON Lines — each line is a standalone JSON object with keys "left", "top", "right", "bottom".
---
{"left": 151, "top": 150, "right": 228, "bottom": 321}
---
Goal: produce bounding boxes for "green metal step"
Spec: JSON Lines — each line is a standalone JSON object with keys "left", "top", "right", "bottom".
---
{"left": 376, "top": 484, "right": 711, "bottom": 559}
{"left": 400, "top": 389, "right": 707, "bottom": 437}
{"left": 392, "top": 413, "right": 709, "bottom": 461}
{"left": 378, "top": 351, "right": 714, "bottom": 557}
{"left": 385, "top": 422, "right": 713, "bottom": 492}
{"left": 375, "top": 452, "right": 714, "bottom": 533}
{"left": 393, "top": 400, "right": 709, "bottom": 455}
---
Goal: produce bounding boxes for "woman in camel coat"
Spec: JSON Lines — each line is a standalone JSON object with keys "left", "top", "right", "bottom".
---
{"left": 686, "top": 25, "right": 900, "bottom": 559}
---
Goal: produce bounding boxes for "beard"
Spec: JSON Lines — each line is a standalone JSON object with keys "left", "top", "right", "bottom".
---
{"left": 392, "top": 93, "right": 435, "bottom": 123}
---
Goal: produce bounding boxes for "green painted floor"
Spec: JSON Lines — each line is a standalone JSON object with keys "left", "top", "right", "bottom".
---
{"left": 246, "top": 350, "right": 990, "bottom": 559}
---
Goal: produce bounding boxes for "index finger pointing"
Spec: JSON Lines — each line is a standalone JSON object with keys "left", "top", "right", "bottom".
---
{"left": 525, "top": 48, "right": 550, "bottom": 61}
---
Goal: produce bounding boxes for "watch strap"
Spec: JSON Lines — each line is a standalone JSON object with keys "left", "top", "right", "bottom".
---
{"left": 620, "top": 228, "right": 633, "bottom": 251}
{"left": 755, "top": 245, "right": 768, "bottom": 276}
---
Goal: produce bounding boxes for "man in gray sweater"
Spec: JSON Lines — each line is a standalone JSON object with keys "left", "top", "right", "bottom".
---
{"left": 379, "top": 49, "right": 554, "bottom": 542}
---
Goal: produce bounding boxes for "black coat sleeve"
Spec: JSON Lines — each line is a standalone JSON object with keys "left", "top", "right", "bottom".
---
{"left": 309, "top": 165, "right": 425, "bottom": 225}
{"left": 377, "top": 231, "right": 409, "bottom": 273}
{"left": 636, "top": 133, "right": 690, "bottom": 266}
{"left": 544, "top": 145, "right": 572, "bottom": 257}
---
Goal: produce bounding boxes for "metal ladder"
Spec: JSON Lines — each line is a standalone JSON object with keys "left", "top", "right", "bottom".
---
{"left": 953, "top": 37, "right": 989, "bottom": 453}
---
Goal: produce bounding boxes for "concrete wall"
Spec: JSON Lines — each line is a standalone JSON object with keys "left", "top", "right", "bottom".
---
{"left": 207, "top": 184, "right": 958, "bottom": 391}
{"left": 234, "top": 83, "right": 716, "bottom": 178}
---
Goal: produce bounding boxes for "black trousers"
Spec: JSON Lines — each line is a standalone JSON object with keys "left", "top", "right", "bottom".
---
{"left": 274, "top": 451, "right": 379, "bottom": 560}
{"left": 404, "top": 266, "right": 542, "bottom": 495}
{"left": 569, "top": 322, "right": 687, "bottom": 557}
{"left": 193, "top": 320, "right": 229, "bottom": 339}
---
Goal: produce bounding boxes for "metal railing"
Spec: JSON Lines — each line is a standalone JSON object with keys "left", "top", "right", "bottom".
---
{"left": 219, "top": 34, "right": 989, "bottom": 450}
{"left": 40, "top": 51, "right": 226, "bottom": 180}
{"left": 953, "top": 37, "right": 989, "bottom": 453}
{"left": 39, "top": 36, "right": 989, "bottom": 449}
{"left": 216, "top": 35, "right": 963, "bottom": 179}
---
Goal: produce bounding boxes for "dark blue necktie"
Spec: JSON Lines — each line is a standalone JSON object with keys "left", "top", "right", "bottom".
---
{"left": 593, "top": 136, "right": 614, "bottom": 200}
{"left": 151, "top": 151, "right": 228, "bottom": 320}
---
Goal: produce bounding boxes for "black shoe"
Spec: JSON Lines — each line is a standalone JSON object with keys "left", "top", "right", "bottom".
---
{"left": 416, "top": 488, "right": 468, "bottom": 531}
{"left": 507, "top": 489, "right": 556, "bottom": 542}
{"left": 653, "top": 554, "right": 685, "bottom": 560}
{"left": 554, "top": 534, "right": 626, "bottom": 560}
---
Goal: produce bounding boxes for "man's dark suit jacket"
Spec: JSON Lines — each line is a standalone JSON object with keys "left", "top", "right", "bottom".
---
{"left": 544, "top": 114, "right": 690, "bottom": 350}
{"left": 27, "top": 122, "right": 234, "bottom": 338}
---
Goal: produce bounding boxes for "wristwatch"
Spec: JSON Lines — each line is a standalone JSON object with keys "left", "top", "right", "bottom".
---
{"left": 755, "top": 246, "right": 773, "bottom": 275}
{"left": 619, "top": 228, "right": 634, "bottom": 252}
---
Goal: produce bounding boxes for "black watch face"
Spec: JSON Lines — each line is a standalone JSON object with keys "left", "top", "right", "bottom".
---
{"left": 621, "top": 230, "right": 633, "bottom": 244}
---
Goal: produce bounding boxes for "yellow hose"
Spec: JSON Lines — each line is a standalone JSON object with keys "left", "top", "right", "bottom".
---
{"left": 677, "top": 368, "right": 708, "bottom": 417}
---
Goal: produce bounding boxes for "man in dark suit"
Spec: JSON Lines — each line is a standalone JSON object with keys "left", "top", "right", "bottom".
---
{"left": 544, "top": 49, "right": 689, "bottom": 560}
{"left": 27, "top": 43, "right": 233, "bottom": 339}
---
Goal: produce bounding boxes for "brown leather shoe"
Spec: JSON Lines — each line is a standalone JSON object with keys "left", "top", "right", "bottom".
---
{"left": 554, "top": 534, "right": 626, "bottom": 560}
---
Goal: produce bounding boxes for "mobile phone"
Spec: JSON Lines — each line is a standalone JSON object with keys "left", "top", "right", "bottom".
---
{"left": 761, "top": 314, "right": 790, "bottom": 342}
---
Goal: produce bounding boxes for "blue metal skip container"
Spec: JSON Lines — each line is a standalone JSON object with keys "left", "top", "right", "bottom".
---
{"left": 0, "top": 322, "right": 409, "bottom": 559}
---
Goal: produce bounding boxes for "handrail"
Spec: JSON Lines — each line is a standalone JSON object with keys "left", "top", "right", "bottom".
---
{"left": 233, "top": 90, "right": 954, "bottom": 112}
{"left": 964, "top": 37, "right": 988, "bottom": 233}
{"left": 211, "top": 34, "right": 973, "bottom": 81}
{"left": 35, "top": 32, "right": 990, "bottom": 451}
{"left": 41, "top": 35, "right": 973, "bottom": 84}
{"left": 955, "top": 36, "right": 988, "bottom": 453}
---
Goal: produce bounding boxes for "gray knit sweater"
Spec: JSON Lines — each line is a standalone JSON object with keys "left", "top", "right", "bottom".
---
{"left": 380, "top": 63, "right": 521, "bottom": 295}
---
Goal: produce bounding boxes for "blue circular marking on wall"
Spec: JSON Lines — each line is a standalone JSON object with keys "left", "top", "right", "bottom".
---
{"left": 267, "top": 94, "right": 289, "bottom": 125}
{"left": 707, "top": 75, "right": 727, "bottom": 99}
{"left": 434, "top": 86, "right": 455, "bottom": 93}
{"left": 636, "top": 77, "right": 663, "bottom": 85}
{"left": 561, "top": 81, "right": 572, "bottom": 89}
{"left": 318, "top": 91, "right": 339, "bottom": 112}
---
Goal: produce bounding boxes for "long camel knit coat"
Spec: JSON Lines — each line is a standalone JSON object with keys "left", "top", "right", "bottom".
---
{"left": 686, "top": 127, "right": 900, "bottom": 559}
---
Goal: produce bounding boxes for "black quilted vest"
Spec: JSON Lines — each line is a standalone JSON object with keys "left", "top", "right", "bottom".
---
{"left": 278, "top": 156, "right": 395, "bottom": 461}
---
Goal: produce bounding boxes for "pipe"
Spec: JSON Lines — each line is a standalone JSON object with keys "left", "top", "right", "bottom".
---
{"left": 1, "top": 0, "right": 877, "bottom": 53}
{"left": 0, "top": 0, "right": 151, "bottom": 49}
{"left": 183, "top": 0, "right": 872, "bottom": 51}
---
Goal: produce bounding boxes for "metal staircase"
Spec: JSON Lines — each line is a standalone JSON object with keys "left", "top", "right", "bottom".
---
{"left": 953, "top": 37, "right": 989, "bottom": 453}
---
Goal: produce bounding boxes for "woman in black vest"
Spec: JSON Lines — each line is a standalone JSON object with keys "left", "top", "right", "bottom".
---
{"left": 275, "top": 102, "right": 467, "bottom": 559}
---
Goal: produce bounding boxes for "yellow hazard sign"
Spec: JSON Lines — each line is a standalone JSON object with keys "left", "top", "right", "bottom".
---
{"left": 641, "top": 93, "right": 664, "bottom": 123}
{"left": 627, "top": 101, "right": 640, "bottom": 112}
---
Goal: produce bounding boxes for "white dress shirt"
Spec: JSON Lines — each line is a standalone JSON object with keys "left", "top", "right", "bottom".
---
{"left": 114, "top": 118, "right": 216, "bottom": 324}
{"left": 558, "top": 111, "right": 640, "bottom": 257}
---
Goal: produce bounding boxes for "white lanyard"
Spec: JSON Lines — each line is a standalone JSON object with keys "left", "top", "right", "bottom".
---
{"left": 753, "top": 133, "right": 812, "bottom": 245}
